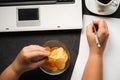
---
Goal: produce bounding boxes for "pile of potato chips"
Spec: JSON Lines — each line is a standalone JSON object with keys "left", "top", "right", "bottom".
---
{"left": 42, "top": 46, "right": 69, "bottom": 72}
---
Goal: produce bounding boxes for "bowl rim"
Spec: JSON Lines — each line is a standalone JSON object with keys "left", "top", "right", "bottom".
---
{"left": 40, "top": 40, "right": 70, "bottom": 75}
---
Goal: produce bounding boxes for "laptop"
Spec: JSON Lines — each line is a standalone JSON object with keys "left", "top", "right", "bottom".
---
{"left": 0, "top": 0, "right": 82, "bottom": 32}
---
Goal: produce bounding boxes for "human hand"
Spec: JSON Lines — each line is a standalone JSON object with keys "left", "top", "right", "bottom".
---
{"left": 86, "top": 19, "right": 109, "bottom": 56}
{"left": 10, "top": 45, "right": 50, "bottom": 76}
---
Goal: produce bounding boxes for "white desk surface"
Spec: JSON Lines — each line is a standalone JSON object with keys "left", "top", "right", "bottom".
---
{"left": 71, "top": 15, "right": 120, "bottom": 80}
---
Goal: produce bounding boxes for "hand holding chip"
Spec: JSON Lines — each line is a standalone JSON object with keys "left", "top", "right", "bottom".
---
{"left": 10, "top": 45, "right": 50, "bottom": 75}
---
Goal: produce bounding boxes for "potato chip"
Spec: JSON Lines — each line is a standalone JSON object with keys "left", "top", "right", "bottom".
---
{"left": 42, "top": 62, "right": 58, "bottom": 72}
{"left": 55, "top": 58, "right": 66, "bottom": 69}
{"left": 49, "top": 49, "right": 57, "bottom": 58}
{"left": 51, "top": 47, "right": 59, "bottom": 52}
{"left": 45, "top": 46, "right": 51, "bottom": 52}
{"left": 42, "top": 47, "right": 69, "bottom": 72}
{"left": 56, "top": 47, "right": 64, "bottom": 58}
{"left": 63, "top": 50, "right": 68, "bottom": 62}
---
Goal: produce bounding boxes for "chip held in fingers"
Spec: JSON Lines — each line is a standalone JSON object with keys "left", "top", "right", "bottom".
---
{"left": 42, "top": 47, "right": 69, "bottom": 72}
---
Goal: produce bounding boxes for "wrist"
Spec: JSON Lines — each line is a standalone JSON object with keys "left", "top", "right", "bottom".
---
{"left": 0, "top": 64, "right": 21, "bottom": 80}
{"left": 89, "top": 49, "right": 103, "bottom": 57}
{"left": 10, "top": 61, "right": 24, "bottom": 77}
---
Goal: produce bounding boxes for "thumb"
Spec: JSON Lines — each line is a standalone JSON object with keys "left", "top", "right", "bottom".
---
{"left": 34, "top": 58, "right": 48, "bottom": 67}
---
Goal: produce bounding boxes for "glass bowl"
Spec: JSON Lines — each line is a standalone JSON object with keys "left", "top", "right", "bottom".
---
{"left": 40, "top": 40, "right": 70, "bottom": 75}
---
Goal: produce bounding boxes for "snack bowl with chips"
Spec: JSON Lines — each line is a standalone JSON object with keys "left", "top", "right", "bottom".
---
{"left": 40, "top": 40, "right": 70, "bottom": 75}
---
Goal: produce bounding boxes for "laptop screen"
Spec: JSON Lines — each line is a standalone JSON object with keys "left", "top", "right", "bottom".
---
{"left": 0, "top": 0, "right": 74, "bottom": 6}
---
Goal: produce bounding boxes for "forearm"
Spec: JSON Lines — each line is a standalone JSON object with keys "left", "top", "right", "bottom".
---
{"left": 0, "top": 64, "right": 21, "bottom": 80}
{"left": 82, "top": 51, "right": 103, "bottom": 80}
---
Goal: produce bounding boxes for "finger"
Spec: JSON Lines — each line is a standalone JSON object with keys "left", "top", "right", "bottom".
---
{"left": 34, "top": 58, "right": 48, "bottom": 67}
{"left": 32, "top": 56, "right": 47, "bottom": 62}
{"left": 86, "top": 22, "right": 95, "bottom": 35}
{"left": 93, "top": 19, "right": 106, "bottom": 28}
{"left": 86, "top": 22, "right": 95, "bottom": 40}
{"left": 30, "top": 51, "right": 50, "bottom": 62}
{"left": 33, "top": 50, "right": 50, "bottom": 57}
{"left": 93, "top": 19, "right": 107, "bottom": 34}
{"left": 99, "top": 20, "right": 109, "bottom": 36}
{"left": 25, "top": 45, "right": 45, "bottom": 51}
{"left": 100, "top": 19, "right": 108, "bottom": 32}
